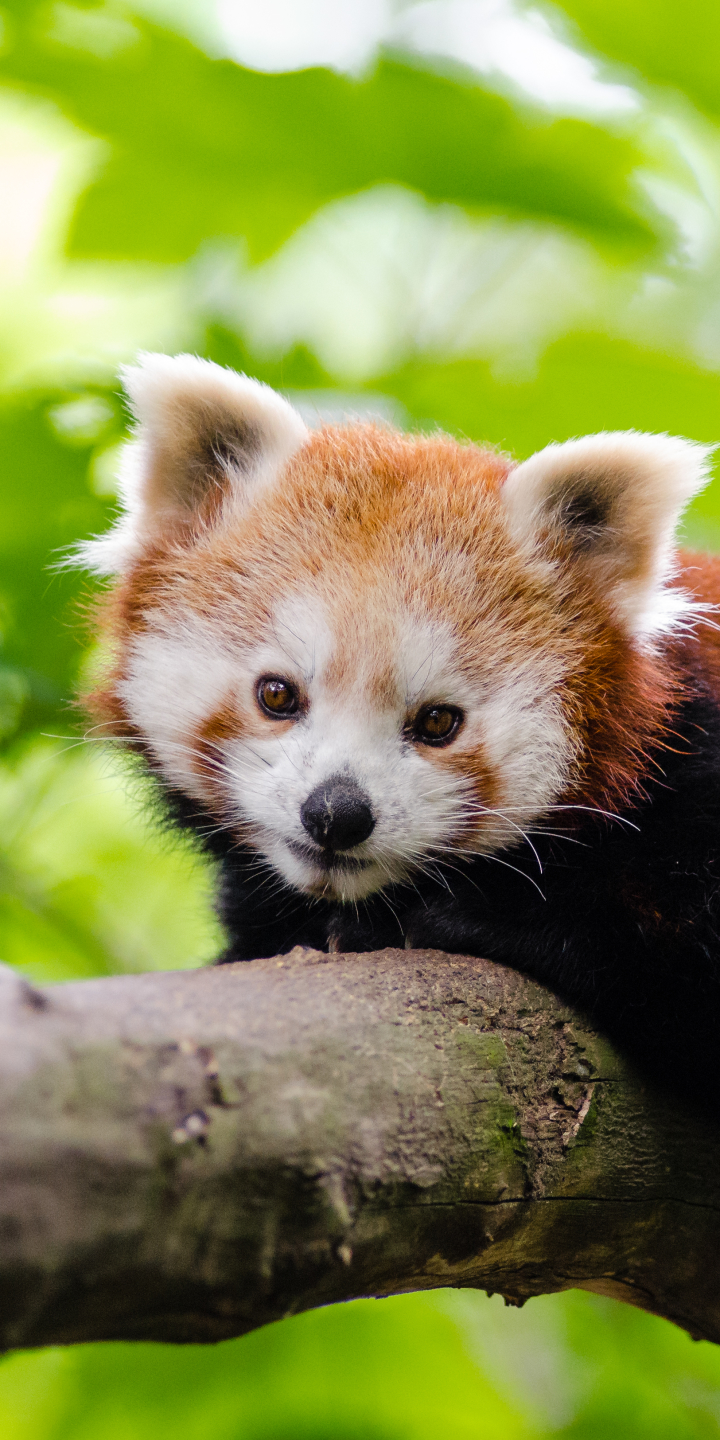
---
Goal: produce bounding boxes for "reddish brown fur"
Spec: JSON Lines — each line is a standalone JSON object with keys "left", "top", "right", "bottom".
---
{"left": 676, "top": 552, "right": 720, "bottom": 680}
{"left": 84, "top": 425, "right": 719, "bottom": 838}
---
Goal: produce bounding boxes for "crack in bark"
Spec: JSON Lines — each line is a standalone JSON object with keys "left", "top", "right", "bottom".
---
{"left": 382, "top": 1195, "right": 720, "bottom": 1213}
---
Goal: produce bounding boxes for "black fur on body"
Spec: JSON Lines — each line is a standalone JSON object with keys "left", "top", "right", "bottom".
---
{"left": 162, "top": 680, "right": 720, "bottom": 1117}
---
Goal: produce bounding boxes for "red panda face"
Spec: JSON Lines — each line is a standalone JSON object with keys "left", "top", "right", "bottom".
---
{"left": 78, "top": 355, "right": 712, "bottom": 902}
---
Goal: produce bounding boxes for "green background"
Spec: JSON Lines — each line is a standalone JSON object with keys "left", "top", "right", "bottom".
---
{"left": 2, "top": 1, "right": 720, "bottom": 1434}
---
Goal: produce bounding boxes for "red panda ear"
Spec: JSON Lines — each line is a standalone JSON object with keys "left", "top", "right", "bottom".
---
{"left": 501, "top": 431, "right": 715, "bottom": 639}
{"left": 77, "top": 353, "right": 309, "bottom": 575}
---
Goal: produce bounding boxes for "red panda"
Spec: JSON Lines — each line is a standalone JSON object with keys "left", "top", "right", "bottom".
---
{"left": 78, "top": 352, "right": 720, "bottom": 1112}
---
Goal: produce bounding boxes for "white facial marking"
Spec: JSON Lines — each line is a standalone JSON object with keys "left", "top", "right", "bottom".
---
{"left": 476, "top": 664, "right": 577, "bottom": 817}
{"left": 119, "top": 590, "right": 577, "bottom": 903}
{"left": 118, "top": 617, "right": 243, "bottom": 802}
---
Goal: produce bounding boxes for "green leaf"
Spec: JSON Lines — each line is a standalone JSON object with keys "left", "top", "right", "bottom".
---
{"left": 0, "top": 9, "right": 665, "bottom": 262}
{"left": 552, "top": 0, "right": 720, "bottom": 120}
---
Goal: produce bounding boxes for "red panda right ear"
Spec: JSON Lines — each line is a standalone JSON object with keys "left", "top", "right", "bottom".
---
{"left": 500, "top": 431, "right": 714, "bottom": 642}
{"left": 76, "top": 353, "right": 309, "bottom": 575}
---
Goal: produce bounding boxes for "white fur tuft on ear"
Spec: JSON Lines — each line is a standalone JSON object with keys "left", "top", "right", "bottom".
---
{"left": 501, "top": 431, "right": 715, "bottom": 639}
{"left": 77, "top": 353, "right": 309, "bottom": 575}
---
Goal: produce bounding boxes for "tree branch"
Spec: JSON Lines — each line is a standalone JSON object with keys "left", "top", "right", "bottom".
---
{"left": 0, "top": 946, "right": 718, "bottom": 1350}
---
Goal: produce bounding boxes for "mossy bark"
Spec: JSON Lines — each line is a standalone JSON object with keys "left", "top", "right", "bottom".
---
{"left": 0, "top": 947, "right": 718, "bottom": 1349}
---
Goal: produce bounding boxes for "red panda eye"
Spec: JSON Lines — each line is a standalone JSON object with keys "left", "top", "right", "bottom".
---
{"left": 412, "top": 705, "right": 463, "bottom": 747}
{"left": 257, "top": 677, "right": 300, "bottom": 718}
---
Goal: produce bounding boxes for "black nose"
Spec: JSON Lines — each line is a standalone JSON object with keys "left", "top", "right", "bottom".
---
{"left": 300, "top": 776, "right": 375, "bottom": 851}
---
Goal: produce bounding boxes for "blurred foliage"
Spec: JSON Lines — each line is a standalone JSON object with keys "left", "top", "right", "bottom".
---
{"left": 0, "top": 4, "right": 664, "bottom": 262}
{"left": 0, "top": 740, "right": 221, "bottom": 980}
{"left": 0, "top": 389, "right": 118, "bottom": 739}
{"left": 557, "top": 0, "right": 720, "bottom": 120}
{"left": 2, "top": 1, "right": 720, "bottom": 1436}
{"left": 5, "top": 1290, "right": 720, "bottom": 1439}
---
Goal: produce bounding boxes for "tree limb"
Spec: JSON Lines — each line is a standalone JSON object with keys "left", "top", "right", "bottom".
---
{"left": 0, "top": 947, "right": 718, "bottom": 1350}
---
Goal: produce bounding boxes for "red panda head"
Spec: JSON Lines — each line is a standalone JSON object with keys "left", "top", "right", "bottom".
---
{"left": 78, "top": 353, "right": 713, "bottom": 902}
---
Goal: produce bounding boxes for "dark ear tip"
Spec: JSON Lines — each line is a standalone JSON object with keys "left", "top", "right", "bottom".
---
{"left": 556, "top": 486, "right": 611, "bottom": 545}
{"left": 196, "top": 419, "right": 262, "bottom": 483}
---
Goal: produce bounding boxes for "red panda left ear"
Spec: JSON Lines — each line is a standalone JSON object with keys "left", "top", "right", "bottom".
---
{"left": 75, "top": 353, "right": 309, "bottom": 575}
{"left": 500, "top": 431, "right": 715, "bottom": 639}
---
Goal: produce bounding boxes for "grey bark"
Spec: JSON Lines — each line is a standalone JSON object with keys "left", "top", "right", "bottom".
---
{"left": 0, "top": 946, "right": 718, "bottom": 1351}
